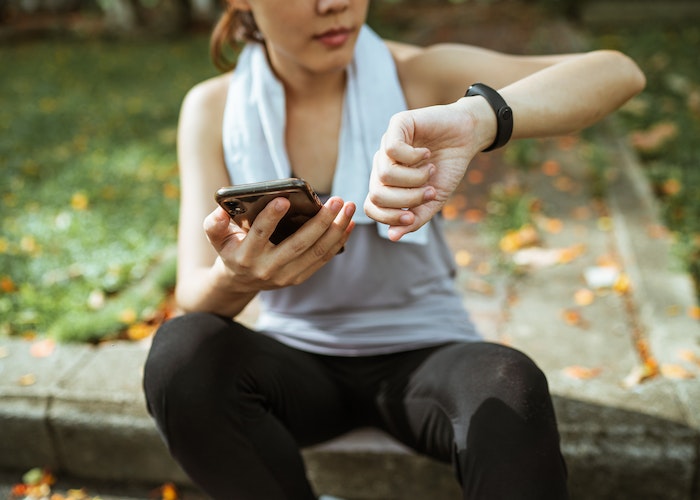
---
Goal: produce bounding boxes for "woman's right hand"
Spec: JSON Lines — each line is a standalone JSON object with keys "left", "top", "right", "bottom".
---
{"left": 203, "top": 196, "right": 355, "bottom": 293}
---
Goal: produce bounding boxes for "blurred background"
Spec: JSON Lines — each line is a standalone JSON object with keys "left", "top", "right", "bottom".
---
{"left": 1, "top": 0, "right": 699, "bottom": 344}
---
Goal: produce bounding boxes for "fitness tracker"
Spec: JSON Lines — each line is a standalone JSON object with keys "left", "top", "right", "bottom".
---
{"left": 465, "top": 83, "right": 513, "bottom": 152}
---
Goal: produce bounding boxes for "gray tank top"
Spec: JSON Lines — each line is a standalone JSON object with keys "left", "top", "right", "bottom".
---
{"left": 256, "top": 221, "right": 481, "bottom": 355}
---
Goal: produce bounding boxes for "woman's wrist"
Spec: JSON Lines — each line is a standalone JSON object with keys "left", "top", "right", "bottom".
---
{"left": 454, "top": 95, "right": 498, "bottom": 153}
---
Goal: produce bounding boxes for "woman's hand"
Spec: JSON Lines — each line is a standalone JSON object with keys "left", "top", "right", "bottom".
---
{"left": 364, "top": 98, "right": 493, "bottom": 241}
{"left": 204, "top": 196, "right": 356, "bottom": 292}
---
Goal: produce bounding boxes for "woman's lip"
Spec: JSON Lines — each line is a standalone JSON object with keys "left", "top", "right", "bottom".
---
{"left": 315, "top": 28, "right": 352, "bottom": 48}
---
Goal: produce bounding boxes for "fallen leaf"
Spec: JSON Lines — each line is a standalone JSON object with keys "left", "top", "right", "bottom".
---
{"left": 18, "top": 373, "right": 37, "bottom": 386}
{"left": 499, "top": 224, "right": 539, "bottom": 253}
{"left": 613, "top": 273, "right": 632, "bottom": 294}
{"left": 30, "top": 338, "right": 56, "bottom": 358}
{"left": 553, "top": 176, "right": 575, "bottom": 192}
{"left": 541, "top": 217, "right": 564, "bottom": 234}
{"left": 126, "top": 322, "right": 156, "bottom": 341}
{"left": 622, "top": 362, "right": 659, "bottom": 388}
{"left": 160, "top": 482, "right": 179, "bottom": 500}
{"left": 1, "top": 275, "right": 16, "bottom": 293}
{"left": 689, "top": 306, "right": 700, "bottom": 321}
{"left": 561, "top": 308, "right": 589, "bottom": 328}
{"left": 541, "top": 159, "right": 561, "bottom": 176}
{"left": 574, "top": 288, "right": 595, "bottom": 306}
{"left": 463, "top": 209, "right": 484, "bottom": 223}
{"left": 678, "top": 349, "right": 700, "bottom": 367}
{"left": 467, "top": 169, "right": 484, "bottom": 184}
{"left": 629, "top": 121, "right": 678, "bottom": 153}
{"left": 661, "top": 364, "right": 695, "bottom": 380}
{"left": 454, "top": 249, "right": 472, "bottom": 267}
{"left": 562, "top": 365, "right": 602, "bottom": 380}
{"left": 442, "top": 203, "right": 459, "bottom": 220}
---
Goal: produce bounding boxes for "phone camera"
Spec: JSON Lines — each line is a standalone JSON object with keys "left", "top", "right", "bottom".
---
{"left": 224, "top": 201, "right": 246, "bottom": 215}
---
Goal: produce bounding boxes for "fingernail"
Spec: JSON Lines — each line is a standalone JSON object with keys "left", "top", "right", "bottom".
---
{"left": 330, "top": 199, "right": 343, "bottom": 211}
{"left": 424, "top": 187, "right": 436, "bottom": 201}
{"left": 345, "top": 203, "right": 356, "bottom": 217}
{"left": 399, "top": 212, "right": 413, "bottom": 224}
{"left": 274, "top": 199, "right": 287, "bottom": 212}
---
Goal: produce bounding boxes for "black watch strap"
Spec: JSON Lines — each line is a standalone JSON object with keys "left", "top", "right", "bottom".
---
{"left": 465, "top": 83, "right": 513, "bottom": 152}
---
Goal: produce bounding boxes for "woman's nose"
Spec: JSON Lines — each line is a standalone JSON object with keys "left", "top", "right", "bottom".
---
{"left": 317, "top": 0, "right": 349, "bottom": 15}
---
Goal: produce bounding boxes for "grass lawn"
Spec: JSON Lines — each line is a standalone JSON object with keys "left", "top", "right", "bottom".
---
{"left": 1, "top": 22, "right": 697, "bottom": 343}
{"left": 0, "top": 35, "right": 217, "bottom": 342}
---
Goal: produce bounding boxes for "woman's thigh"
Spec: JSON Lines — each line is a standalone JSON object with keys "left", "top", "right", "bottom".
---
{"left": 143, "top": 312, "right": 357, "bottom": 446}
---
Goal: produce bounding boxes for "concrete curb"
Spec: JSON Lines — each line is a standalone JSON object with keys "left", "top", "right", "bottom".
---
{"left": 1, "top": 137, "right": 699, "bottom": 499}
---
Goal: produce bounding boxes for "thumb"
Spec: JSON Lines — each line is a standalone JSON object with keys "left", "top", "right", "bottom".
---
{"left": 204, "top": 207, "right": 239, "bottom": 253}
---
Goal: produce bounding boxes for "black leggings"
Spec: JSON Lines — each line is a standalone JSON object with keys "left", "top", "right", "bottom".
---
{"left": 143, "top": 312, "right": 568, "bottom": 500}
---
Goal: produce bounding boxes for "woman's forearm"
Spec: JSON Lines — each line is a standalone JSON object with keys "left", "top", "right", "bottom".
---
{"left": 175, "top": 260, "right": 257, "bottom": 318}
{"left": 498, "top": 50, "right": 645, "bottom": 139}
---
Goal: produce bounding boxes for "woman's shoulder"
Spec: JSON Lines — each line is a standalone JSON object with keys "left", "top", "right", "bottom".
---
{"left": 183, "top": 72, "right": 232, "bottom": 110}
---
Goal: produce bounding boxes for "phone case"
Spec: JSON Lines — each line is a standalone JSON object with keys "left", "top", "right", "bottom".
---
{"left": 215, "top": 178, "right": 323, "bottom": 245}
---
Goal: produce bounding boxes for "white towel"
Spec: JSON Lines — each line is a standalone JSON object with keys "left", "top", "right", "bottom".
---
{"left": 222, "top": 25, "right": 428, "bottom": 244}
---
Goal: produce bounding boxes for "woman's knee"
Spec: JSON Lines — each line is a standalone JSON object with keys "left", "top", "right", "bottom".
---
{"left": 143, "top": 313, "right": 241, "bottom": 425}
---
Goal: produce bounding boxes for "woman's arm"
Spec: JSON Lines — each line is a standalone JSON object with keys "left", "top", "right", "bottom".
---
{"left": 367, "top": 44, "right": 645, "bottom": 240}
{"left": 174, "top": 74, "right": 257, "bottom": 317}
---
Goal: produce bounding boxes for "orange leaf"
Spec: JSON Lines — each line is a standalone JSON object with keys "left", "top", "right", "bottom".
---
{"left": 541, "top": 159, "right": 561, "bottom": 176}
{"left": 30, "top": 339, "right": 56, "bottom": 358}
{"left": 661, "top": 364, "right": 695, "bottom": 380}
{"left": 454, "top": 250, "right": 472, "bottom": 267}
{"left": 126, "top": 322, "right": 156, "bottom": 341}
{"left": 561, "top": 308, "right": 588, "bottom": 328}
{"left": 689, "top": 306, "right": 700, "bottom": 321}
{"left": 1, "top": 275, "right": 15, "bottom": 293}
{"left": 562, "top": 365, "right": 602, "bottom": 380}
{"left": 573, "top": 288, "right": 595, "bottom": 306}
{"left": 160, "top": 482, "right": 179, "bottom": 500}
{"left": 466, "top": 169, "right": 484, "bottom": 184}
{"left": 442, "top": 203, "right": 459, "bottom": 221}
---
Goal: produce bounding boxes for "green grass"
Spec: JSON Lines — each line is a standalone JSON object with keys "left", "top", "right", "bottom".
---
{"left": 0, "top": 36, "right": 217, "bottom": 341}
{"left": 591, "top": 25, "right": 700, "bottom": 297}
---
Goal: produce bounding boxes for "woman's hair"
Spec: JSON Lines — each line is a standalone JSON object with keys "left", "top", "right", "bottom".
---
{"left": 210, "top": 6, "right": 264, "bottom": 72}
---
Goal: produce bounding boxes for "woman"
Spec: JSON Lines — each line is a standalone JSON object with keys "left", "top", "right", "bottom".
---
{"left": 143, "top": 1, "right": 645, "bottom": 499}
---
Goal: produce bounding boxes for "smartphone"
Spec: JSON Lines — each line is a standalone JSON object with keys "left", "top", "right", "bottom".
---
{"left": 215, "top": 178, "right": 324, "bottom": 245}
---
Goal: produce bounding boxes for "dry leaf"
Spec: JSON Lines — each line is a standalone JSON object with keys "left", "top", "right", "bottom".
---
{"left": 661, "top": 364, "right": 695, "bottom": 380}
{"left": 622, "top": 362, "right": 659, "bottom": 388}
{"left": 541, "top": 159, "right": 561, "bottom": 176}
{"left": 454, "top": 250, "right": 472, "bottom": 267}
{"left": 629, "top": 121, "right": 678, "bottom": 153}
{"left": 574, "top": 288, "right": 595, "bottom": 306}
{"left": 30, "top": 339, "right": 56, "bottom": 358}
{"left": 562, "top": 365, "right": 602, "bottom": 380}
{"left": 678, "top": 349, "right": 700, "bottom": 366}
{"left": 561, "top": 308, "right": 589, "bottom": 328}
{"left": 689, "top": 306, "right": 700, "bottom": 321}
{"left": 18, "top": 373, "right": 37, "bottom": 386}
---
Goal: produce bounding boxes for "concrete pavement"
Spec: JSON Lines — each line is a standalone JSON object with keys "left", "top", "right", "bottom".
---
{"left": 1, "top": 131, "right": 699, "bottom": 499}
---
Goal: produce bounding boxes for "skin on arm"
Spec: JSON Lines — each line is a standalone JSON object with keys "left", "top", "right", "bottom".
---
{"left": 365, "top": 42, "right": 646, "bottom": 240}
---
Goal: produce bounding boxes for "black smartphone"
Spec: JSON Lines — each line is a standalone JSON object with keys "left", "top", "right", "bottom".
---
{"left": 215, "top": 178, "right": 324, "bottom": 245}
